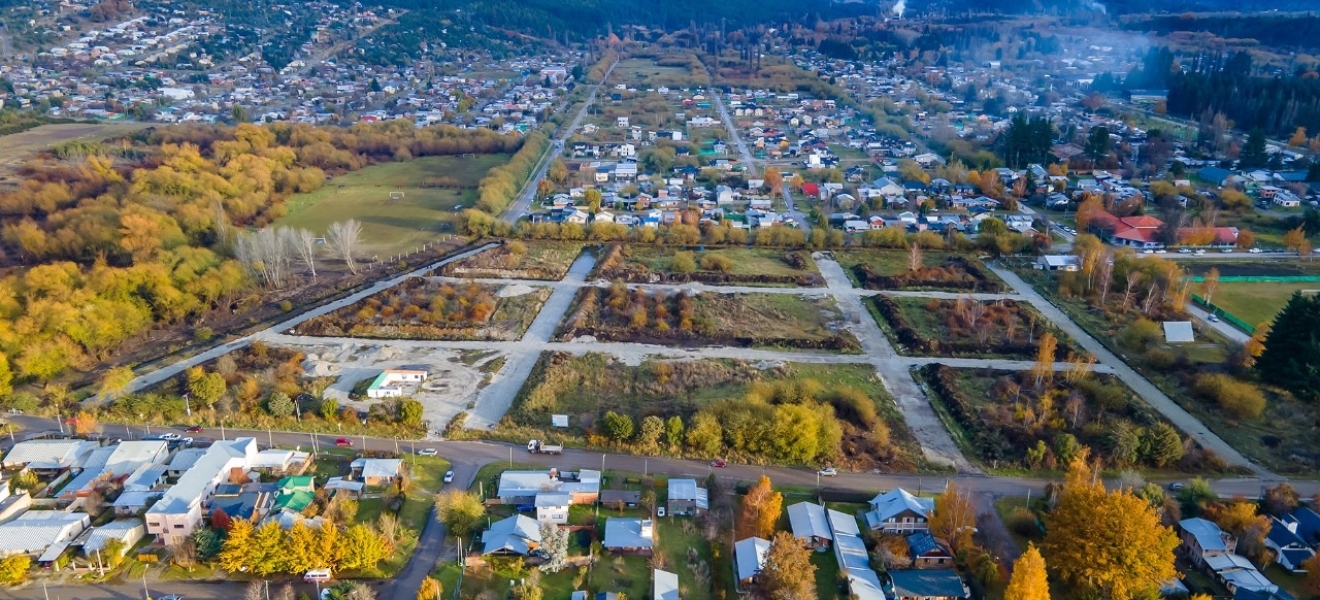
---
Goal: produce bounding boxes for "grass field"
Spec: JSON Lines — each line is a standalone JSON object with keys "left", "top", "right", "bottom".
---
{"left": 833, "top": 249, "right": 1006, "bottom": 290}
{"left": 277, "top": 154, "right": 510, "bottom": 254}
{"left": 611, "top": 58, "right": 693, "bottom": 87}
{"left": 1208, "top": 282, "right": 1319, "bottom": 327}
{"left": 879, "top": 296, "right": 1082, "bottom": 360}
{"left": 604, "top": 246, "right": 822, "bottom": 284}
{"left": 440, "top": 241, "right": 584, "bottom": 280}
{"left": 0, "top": 122, "right": 149, "bottom": 176}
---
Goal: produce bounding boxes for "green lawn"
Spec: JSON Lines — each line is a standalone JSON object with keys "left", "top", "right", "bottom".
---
{"left": 1207, "top": 282, "right": 1318, "bottom": 328}
{"left": 812, "top": 548, "right": 845, "bottom": 600}
{"left": 278, "top": 154, "right": 509, "bottom": 254}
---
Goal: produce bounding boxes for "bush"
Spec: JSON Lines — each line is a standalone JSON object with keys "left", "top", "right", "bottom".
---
{"left": 1192, "top": 373, "right": 1265, "bottom": 420}
{"left": 1118, "top": 318, "right": 1162, "bottom": 353}
{"left": 671, "top": 251, "right": 697, "bottom": 274}
{"left": 193, "top": 327, "right": 213, "bottom": 343}
{"left": 701, "top": 254, "right": 734, "bottom": 273}
{"left": 279, "top": 300, "right": 294, "bottom": 312}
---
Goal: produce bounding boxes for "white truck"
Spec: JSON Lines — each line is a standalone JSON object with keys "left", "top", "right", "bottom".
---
{"left": 527, "top": 439, "right": 563, "bottom": 455}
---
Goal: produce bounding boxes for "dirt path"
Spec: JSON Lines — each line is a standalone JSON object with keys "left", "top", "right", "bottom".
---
{"left": 816, "top": 253, "right": 977, "bottom": 473}
{"left": 974, "top": 492, "right": 1023, "bottom": 569}
{"left": 986, "top": 264, "right": 1269, "bottom": 477}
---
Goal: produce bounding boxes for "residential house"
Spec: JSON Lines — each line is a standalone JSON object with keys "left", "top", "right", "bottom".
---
{"left": 603, "top": 518, "right": 654, "bottom": 555}
{"left": 250, "top": 448, "right": 310, "bottom": 475}
{"left": 146, "top": 437, "right": 259, "bottom": 545}
{"left": 166, "top": 448, "right": 207, "bottom": 478}
{"left": 787, "top": 502, "right": 832, "bottom": 549}
{"left": 210, "top": 482, "right": 274, "bottom": 522}
{"left": 271, "top": 476, "right": 315, "bottom": 515}
{"left": 865, "top": 489, "right": 933, "bottom": 533}
{"left": 666, "top": 479, "right": 706, "bottom": 517}
{"left": 734, "top": 536, "right": 770, "bottom": 585}
{"left": 1, "top": 439, "right": 98, "bottom": 473}
{"left": 906, "top": 531, "right": 954, "bottom": 568}
{"left": 350, "top": 458, "right": 402, "bottom": 486}
{"left": 58, "top": 440, "right": 170, "bottom": 499}
{"left": 0, "top": 511, "right": 90, "bottom": 559}
{"left": 887, "top": 570, "right": 969, "bottom": 600}
{"left": 654, "top": 569, "right": 680, "bottom": 600}
{"left": 366, "top": 368, "right": 427, "bottom": 399}
{"left": 600, "top": 490, "right": 641, "bottom": 510}
{"left": 1267, "top": 515, "right": 1316, "bottom": 573}
{"left": 496, "top": 469, "right": 601, "bottom": 507}
{"left": 1035, "top": 255, "right": 1081, "bottom": 272}
{"left": 535, "top": 493, "right": 570, "bottom": 525}
{"left": 82, "top": 519, "right": 146, "bottom": 558}
{"left": 481, "top": 515, "right": 541, "bottom": 556}
{"left": 1208, "top": 553, "right": 1277, "bottom": 594}
{"left": 1181, "top": 518, "right": 1238, "bottom": 568}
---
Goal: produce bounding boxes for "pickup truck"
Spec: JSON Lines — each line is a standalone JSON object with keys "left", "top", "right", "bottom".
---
{"left": 527, "top": 440, "right": 563, "bottom": 455}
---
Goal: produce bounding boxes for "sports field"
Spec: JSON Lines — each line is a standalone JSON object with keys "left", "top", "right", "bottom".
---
{"left": 1209, "top": 282, "right": 1319, "bottom": 328}
{"left": 277, "top": 154, "right": 509, "bottom": 254}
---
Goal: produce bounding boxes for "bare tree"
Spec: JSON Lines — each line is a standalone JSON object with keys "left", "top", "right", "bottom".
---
{"left": 1121, "top": 271, "right": 1144, "bottom": 309}
{"left": 1142, "top": 285, "right": 1161, "bottom": 315}
{"left": 213, "top": 201, "right": 231, "bottom": 248}
{"left": 1201, "top": 267, "right": 1221, "bottom": 305}
{"left": 326, "top": 219, "right": 363, "bottom": 274}
{"left": 244, "top": 582, "right": 264, "bottom": 600}
{"left": 288, "top": 227, "right": 319, "bottom": 279}
{"left": 1096, "top": 256, "right": 1115, "bottom": 305}
{"left": 234, "top": 227, "right": 295, "bottom": 288}
{"left": 907, "top": 242, "right": 923, "bottom": 272}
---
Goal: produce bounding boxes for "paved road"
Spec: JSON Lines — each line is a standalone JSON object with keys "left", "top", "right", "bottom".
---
{"left": 501, "top": 62, "right": 617, "bottom": 223}
{"left": 778, "top": 182, "right": 811, "bottom": 229}
{"left": 1185, "top": 303, "right": 1251, "bottom": 344}
{"left": 104, "top": 243, "right": 497, "bottom": 402}
{"left": 987, "top": 264, "right": 1268, "bottom": 476}
{"left": 710, "top": 89, "right": 757, "bottom": 175}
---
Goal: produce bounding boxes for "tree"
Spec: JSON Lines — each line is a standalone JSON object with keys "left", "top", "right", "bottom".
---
{"left": 267, "top": 392, "right": 295, "bottom": 418}
{"left": 188, "top": 368, "right": 227, "bottom": 408}
{"left": 1201, "top": 268, "right": 1220, "bottom": 305}
{"left": 217, "top": 519, "right": 255, "bottom": 574}
{"left": 1043, "top": 452, "right": 1179, "bottom": 600}
{"left": 99, "top": 366, "right": 135, "bottom": 399}
{"left": 548, "top": 159, "right": 568, "bottom": 185}
{"left": 601, "top": 411, "right": 634, "bottom": 442}
{"left": 1032, "top": 332, "right": 1057, "bottom": 389}
{"left": 1005, "top": 543, "right": 1048, "bottom": 600}
{"left": 760, "top": 531, "right": 816, "bottom": 600}
{"left": 284, "top": 522, "right": 319, "bottom": 575}
{"left": 1085, "top": 126, "right": 1112, "bottom": 164}
{"left": 72, "top": 411, "right": 101, "bottom": 436}
{"left": 584, "top": 188, "right": 603, "bottom": 213}
{"left": 670, "top": 251, "right": 696, "bottom": 274}
{"left": 638, "top": 415, "right": 665, "bottom": 449}
{"left": 0, "top": 353, "right": 11, "bottom": 398}
{"left": 1290, "top": 127, "right": 1309, "bottom": 147}
{"left": 539, "top": 522, "right": 569, "bottom": 573}
{"left": 290, "top": 227, "right": 319, "bottom": 279}
{"left": 929, "top": 481, "right": 976, "bottom": 552}
{"left": 1284, "top": 226, "right": 1308, "bottom": 252}
{"left": 344, "top": 582, "right": 378, "bottom": 600}
{"left": 1240, "top": 128, "right": 1269, "bottom": 169}
{"left": 907, "top": 242, "right": 923, "bottom": 272}
{"left": 665, "top": 416, "right": 684, "bottom": 448}
{"left": 1256, "top": 291, "right": 1320, "bottom": 400}
{"left": 0, "top": 555, "right": 30, "bottom": 584}
{"left": 739, "top": 476, "right": 783, "bottom": 538}
{"left": 435, "top": 490, "right": 485, "bottom": 537}
{"left": 1303, "top": 553, "right": 1320, "bottom": 597}
{"left": 763, "top": 167, "right": 783, "bottom": 190}
{"left": 326, "top": 219, "right": 363, "bottom": 275}
{"left": 1263, "top": 483, "right": 1301, "bottom": 517}
{"left": 1205, "top": 499, "right": 1272, "bottom": 562}
{"left": 1144, "top": 422, "right": 1185, "bottom": 468}
{"left": 417, "top": 577, "right": 443, "bottom": 600}
{"left": 399, "top": 399, "right": 424, "bottom": 427}
{"left": 340, "top": 524, "right": 389, "bottom": 571}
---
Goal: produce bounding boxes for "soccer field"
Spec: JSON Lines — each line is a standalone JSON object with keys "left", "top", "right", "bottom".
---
{"left": 277, "top": 154, "right": 508, "bottom": 254}
{"left": 1208, "top": 281, "right": 1319, "bottom": 329}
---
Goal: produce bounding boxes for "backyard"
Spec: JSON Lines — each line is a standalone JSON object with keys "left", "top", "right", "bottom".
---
{"left": 277, "top": 154, "right": 510, "bottom": 254}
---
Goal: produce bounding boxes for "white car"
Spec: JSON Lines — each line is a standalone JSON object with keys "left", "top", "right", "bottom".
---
{"left": 159, "top": 433, "right": 181, "bottom": 441}
{"left": 818, "top": 467, "right": 838, "bottom": 477}
{"left": 1208, "top": 314, "right": 1221, "bottom": 323}
{"left": 657, "top": 506, "right": 666, "bottom": 517}
{"left": 443, "top": 470, "right": 455, "bottom": 483}
{"left": 417, "top": 448, "right": 438, "bottom": 456}
{"left": 1249, "top": 248, "right": 1263, "bottom": 253}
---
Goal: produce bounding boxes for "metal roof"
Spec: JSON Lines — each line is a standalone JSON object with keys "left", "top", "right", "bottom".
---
{"left": 653, "top": 569, "right": 679, "bottom": 600}
{"left": 787, "top": 502, "right": 831, "bottom": 540}
{"left": 603, "top": 518, "right": 654, "bottom": 550}
{"left": 734, "top": 537, "right": 769, "bottom": 581}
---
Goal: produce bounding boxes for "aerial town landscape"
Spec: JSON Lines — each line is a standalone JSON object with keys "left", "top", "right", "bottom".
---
{"left": 2, "top": 0, "right": 1320, "bottom": 599}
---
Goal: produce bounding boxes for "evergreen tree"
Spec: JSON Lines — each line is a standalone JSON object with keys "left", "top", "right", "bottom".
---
{"left": 1256, "top": 291, "right": 1320, "bottom": 401}
{"left": 1240, "top": 129, "right": 1269, "bottom": 169}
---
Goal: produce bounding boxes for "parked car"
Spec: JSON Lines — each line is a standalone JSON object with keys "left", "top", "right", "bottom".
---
{"left": 1248, "top": 248, "right": 1263, "bottom": 253}
{"left": 818, "top": 467, "right": 838, "bottom": 477}
{"left": 1208, "top": 314, "right": 1221, "bottom": 323}
{"left": 304, "top": 569, "right": 332, "bottom": 583}
{"left": 443, "top": 470, "right": 455, "bottom": 483}
{"left": 179, "top": 437, "right": 193, "bottom": 446}
{"left": 417, "top": 448, "right": 438, "bottom": 456}
{"left": 185, "top": 426, "right": 203, "bottom": 433}
{"left": 159, "top": 433, "right": 181, "bottom": 441}
{"left": 158, "top": 595, "right": 184, "bottom": 600}
{"left": 1168, "top": 482, "right": 1185, "bottom": 492}
{"left": 657, "top": 506, "right": 667, "bottom": 517}
{"left": 710, "top": 459, "right": 727, "bottom": 468}
{"left": 335, "top": 437, "right": 352, "bottom": 447}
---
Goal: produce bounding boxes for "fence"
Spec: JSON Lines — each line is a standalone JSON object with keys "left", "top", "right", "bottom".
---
{"left": 1190, "top": 294, "right": 1256, "bottom": 334}
{"left": 1182, "top": 275, "right": 1320, "bottom": 283}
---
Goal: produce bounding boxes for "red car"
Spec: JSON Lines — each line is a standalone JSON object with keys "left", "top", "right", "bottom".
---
{"left": 185, "top": 426, "right": 203, "bottom": 433}
{"left": 710, "top": 459, "right": 727, "bottom": 468}
{"left": 335, "top": 437, "right": 353, "bottom": 447}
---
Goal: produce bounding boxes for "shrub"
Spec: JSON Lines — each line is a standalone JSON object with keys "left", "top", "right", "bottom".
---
{"left": 193, "top": 327, "right": 214, "bottom": 343}
{"left": 279, "top": 300, "right": 294, "bottom": 312}
{"left": 671, "top": 251, "right": 697, "bottom": 274}
{"left": 1117, "top": 318, "right": 1162, "bottom": 353}
{"left": 1192, "top": 373, "right": 1265, "bottom": 420}
{"left": 701, "top": 254, "right": 734, "bottom": 273}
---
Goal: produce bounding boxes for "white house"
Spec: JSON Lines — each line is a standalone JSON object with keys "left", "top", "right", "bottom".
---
{"left": 865, "top": 489, "right": 934, "bottom": 533}
{"left": 366, "top": 369, "right": 428, "bottom": 399}
{"left": 0, "top": 511, "right": 90, "bottom": 559}
{"left": 146, "top": 438, "right": 258, "bottom": 545}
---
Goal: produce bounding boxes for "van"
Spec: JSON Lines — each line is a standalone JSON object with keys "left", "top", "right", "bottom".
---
{"left": 304, "top": 569, "right": 332, "bottom": 583}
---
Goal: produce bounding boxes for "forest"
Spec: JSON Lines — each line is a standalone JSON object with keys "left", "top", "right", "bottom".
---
{"left": 0, "top": 120, "right": 526, "bottom": 389}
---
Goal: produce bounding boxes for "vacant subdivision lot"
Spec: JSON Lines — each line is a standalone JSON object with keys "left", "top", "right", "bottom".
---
{"left": 277, "top": 154, "right": 509, "bottom": 254}
{"left": 296, "top": 278, "right": 551, "bottom": 341}
{"left": 834, "top": 249, "right": 1006, "bottom": 292}
{"left": 594, "top": 244, "right": 824, "bottom": 286}
{"left": 873, "top": 296, "right": 1083, "bottom": 360}
{"left": 436, "top": 241, "right": 584, "bottom": 280}
{"left": 556, "top": 287, "right": 860, "bottom": 352}
{"left": 503, "top": 354, "right": 928, "bottom": 472}
{"left": 919, "top": 365, "right": 1222, "bottom": 475}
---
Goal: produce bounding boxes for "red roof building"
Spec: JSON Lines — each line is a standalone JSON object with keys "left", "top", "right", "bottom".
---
{"left": 802, "top": 183, "right": 820, "bottom": 197}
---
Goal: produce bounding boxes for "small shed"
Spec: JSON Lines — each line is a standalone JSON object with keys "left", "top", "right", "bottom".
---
{"left": 1163, "top": 321, "right": 1195, "bottom": 343}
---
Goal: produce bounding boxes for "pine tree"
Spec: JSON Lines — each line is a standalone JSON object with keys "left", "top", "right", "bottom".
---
{"left": 1256, "top": 291, "right": 1320, "bottom": 401}
{"left": 1005, "top": 544, "right": 1049, "bottom": 600}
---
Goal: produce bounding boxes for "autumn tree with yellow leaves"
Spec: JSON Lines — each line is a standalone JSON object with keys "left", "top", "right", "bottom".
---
{"left": 1043, "top": 451, "right": 1179, "bottom": 600}
{"left": 1005, "top": 543, "right": 1049, "bottom": 600}
{"left": 739, "top": 476, "right": 783, "bottom": 539}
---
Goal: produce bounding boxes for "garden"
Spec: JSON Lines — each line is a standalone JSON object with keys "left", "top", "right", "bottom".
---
{"left": 436, "top": 241, "right": 585, "bottom": 281}
{"left": 492, "top": 353, "right": 929, "bottom": 472}
{"left": 872, "top": 296, "right": 1084, "bottom": 360}
{"left": 296, "top": 278, "right": 551, "bottom": 341}
{"left": 593, "top": 244, "right": 824, "bottom": 287}
{"left": 556, "top": 285, "right": 860, "bottom": 352}
{"left": 834, "top": 248, "right": 1006, "bottom": 292}
{"left": 918, "top": 364, "right": 1222, "bottom": 474}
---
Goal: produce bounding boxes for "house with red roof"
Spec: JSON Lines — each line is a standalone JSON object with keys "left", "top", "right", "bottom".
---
{"left": 1089, "top": 210, "right": 1239, "bottom": 250}
{"left": 802, "top": 182, "right": 820, "bottom": 198}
